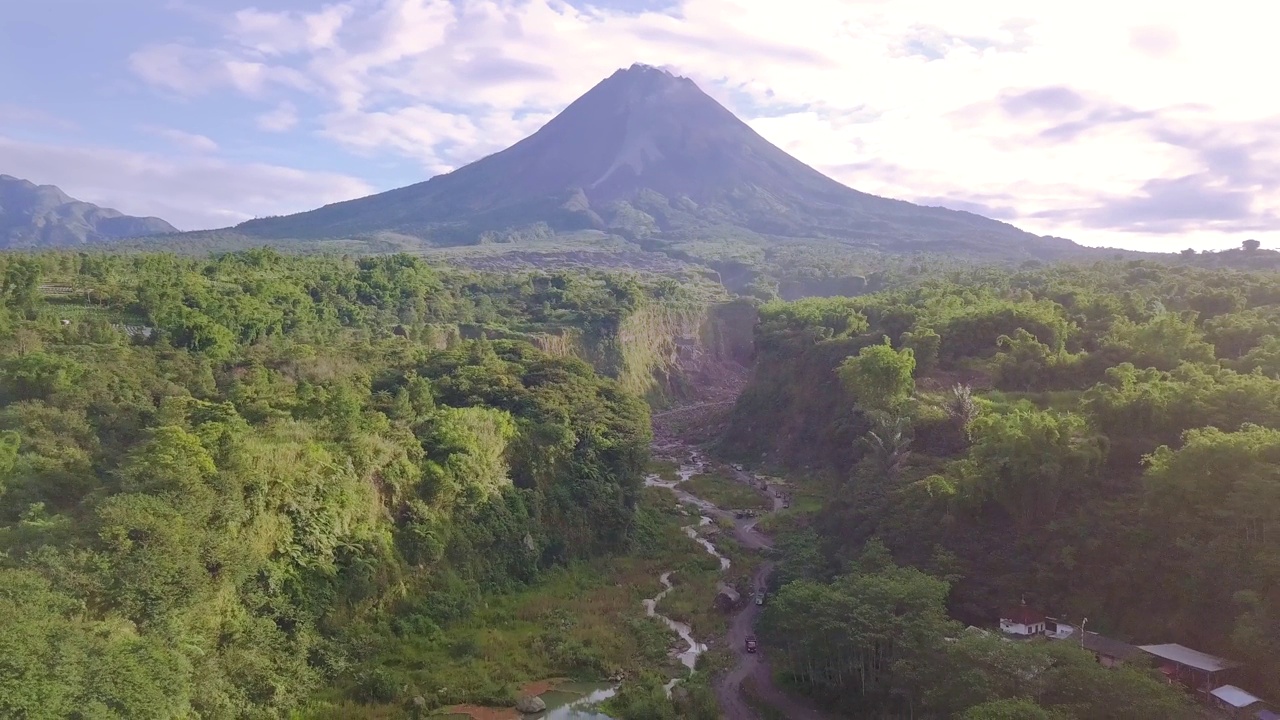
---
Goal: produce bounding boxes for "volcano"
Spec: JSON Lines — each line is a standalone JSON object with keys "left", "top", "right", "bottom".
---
{"left": 231, "top": 63, "right": 1077, "bottom": 257}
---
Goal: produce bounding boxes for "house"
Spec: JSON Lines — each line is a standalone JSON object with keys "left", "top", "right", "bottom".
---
{"left": 1000, "top": 604, "right": 1046, "bottom": 638}
{"left": 1042, "top": 620, "right": 1142, "bottom": 667}
{"left": 1210, "top": 685, "right": 1265, "bottom": 718}
{"left": 1043, "top": 617, "right": 1076, "bottom": 640}
{"left": 1139, "top": 643, "right": 1239, "bottom": 695}
{"left": 1080, "top": 632, "right": 1144, "bottom": 668}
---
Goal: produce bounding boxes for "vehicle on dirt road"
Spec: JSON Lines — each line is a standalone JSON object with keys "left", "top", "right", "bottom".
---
{"left": 755, "top": 590, "right": 765, "bottom": 605}
{"left": 745, "top": 635, "right": 758, "bottom": 653}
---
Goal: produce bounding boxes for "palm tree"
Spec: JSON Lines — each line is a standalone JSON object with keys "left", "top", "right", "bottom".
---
{"left": 862, "top": 411, "right": 913, "bottom": 475}
{"left": 946, "top": 384, "right": 978, "bottom": 432}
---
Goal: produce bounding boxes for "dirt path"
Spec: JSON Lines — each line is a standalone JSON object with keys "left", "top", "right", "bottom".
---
{"left": 710, "top": 467, "right": 833, "bottom": 720}
{"left": 649, "top": 363, "right": 832, "bottom": 720}
{"left": 652, "top": 451, "right": 833, "bottom": 720}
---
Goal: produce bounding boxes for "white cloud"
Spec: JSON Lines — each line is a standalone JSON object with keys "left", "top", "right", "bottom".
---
{"left": 144, "top": 126, "right": 220, "bottom": 153}
{"left": 0, "top": 135, "right": 373, "bottom": 231}
{"left": 118, "top": 0, "right": 1279, "bottom": 251}
{"left": 128, "top": 43, "right": 315, "bottom": 97}
{"left": 256, "top": 101, "right": 299, "bottom": 132}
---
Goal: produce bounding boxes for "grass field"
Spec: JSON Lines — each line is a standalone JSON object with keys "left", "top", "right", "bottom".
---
{"left": 677, "top": 470, "right": 772, "bottom": 511}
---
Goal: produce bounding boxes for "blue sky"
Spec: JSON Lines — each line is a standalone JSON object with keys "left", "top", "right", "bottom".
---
{"left": 0, "top": 0, "right": 1273, "bottom": 251}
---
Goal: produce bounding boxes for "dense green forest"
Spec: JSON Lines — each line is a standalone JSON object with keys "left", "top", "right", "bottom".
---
{"left": 6, "top": 246, "right": 1279, "bottom": 719}
{"left": 728, "top": 259, "right": 1280, "bottom": 716}
{"left": 0, "top": 251, "right": 711, "bottom": 718}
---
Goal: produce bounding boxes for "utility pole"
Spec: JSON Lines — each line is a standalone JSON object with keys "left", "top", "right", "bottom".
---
{"left": 1080, "top": 617, "right": 1088, "bottom": 648}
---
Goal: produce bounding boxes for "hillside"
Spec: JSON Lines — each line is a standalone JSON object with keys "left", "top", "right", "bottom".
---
{"left": 722, "top": 261, "right": 1280, "bottom": 711}
{"left": 202, "top": 64, "right": 1081, "bottom": 261}
{"left": 0, "top": 174, "right": 176, "bottom": 247}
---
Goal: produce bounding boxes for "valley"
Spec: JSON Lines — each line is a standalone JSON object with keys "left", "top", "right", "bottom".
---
{"left": 3, "top": 248, "right": 1280, "bottom": 719}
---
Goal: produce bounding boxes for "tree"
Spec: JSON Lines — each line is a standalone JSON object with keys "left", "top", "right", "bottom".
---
{"left": 1180, "top": 248, "right": 1197, "bottom": 258}
{"left": 961, "top": 698, "right": 1070, "bottom": 720}
{"left": 956, "top": 402, "right": 1105, "bottom": 529}
{"left": 1243, "top": 238, "right": 1261, "bottom": 252}
{"left": 838, "top": 338, "right": 916, "bottom": 412}
{"left": 861, "top": 412, "right": 914, "bottom": 475}
{"left": 900, "top": 327, "right": 941, "bottom": 375}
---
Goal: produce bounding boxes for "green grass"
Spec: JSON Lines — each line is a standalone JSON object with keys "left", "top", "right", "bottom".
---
{"left": 305, "top": 486, "right": 729, "bottom": 718}
{"left": 677, "top": 471, "right": 772, "bottom": 511}
{"left": 647, "top": 458, "right": 680, "bottom": 483}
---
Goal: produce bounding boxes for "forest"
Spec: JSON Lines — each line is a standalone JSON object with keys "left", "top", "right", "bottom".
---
{"left": 4, "top": 246, "right": 1279, "bottom": 719}
{"left": 0, "top": 250, "right": 693, "bottom": 718}
{"left": 728, "top": 257, "right": 1280, "bottom": 717}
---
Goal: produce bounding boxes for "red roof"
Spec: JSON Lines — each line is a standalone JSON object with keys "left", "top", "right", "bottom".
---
{"left": 1002, "top": 606, "right": 1045, "bottom": 625}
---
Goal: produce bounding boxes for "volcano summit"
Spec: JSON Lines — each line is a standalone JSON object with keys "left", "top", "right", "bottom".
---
{"left": 229, "top": 64, "right": 1077, "bottom": 258}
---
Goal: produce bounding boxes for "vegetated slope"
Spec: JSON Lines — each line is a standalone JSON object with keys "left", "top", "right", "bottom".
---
{"left": 0, "top": 250, "right": 678, "bottom": 717}
{"left": 723, "top": 260, "right": 1280, "bottom": 708}
{"left": 0, "top": 174, "right": 176, "bottom": 247}
{"left": 221, "top": 64, "right": 1081, "bottom": 260}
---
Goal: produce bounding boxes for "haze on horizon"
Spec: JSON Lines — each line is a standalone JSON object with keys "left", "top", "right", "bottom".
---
{"left": 0, "top": 0, "right": 1273, "bottom": 253}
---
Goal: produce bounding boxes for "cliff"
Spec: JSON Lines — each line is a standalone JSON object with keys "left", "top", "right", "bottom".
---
{"left": 457, "top": 298, "right": 758, "bottom": 408}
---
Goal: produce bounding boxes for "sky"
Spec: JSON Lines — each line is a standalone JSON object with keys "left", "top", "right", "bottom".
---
{"left": 0, "top": 0, "right": 1274, "bottom": 252}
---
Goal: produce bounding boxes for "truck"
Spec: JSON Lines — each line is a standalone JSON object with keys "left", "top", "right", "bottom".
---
{"left": 755, "top": 590, "right": 766, "bottom": 606}
{"left": 745, "top": 635, "right": 758, "bottom": 653}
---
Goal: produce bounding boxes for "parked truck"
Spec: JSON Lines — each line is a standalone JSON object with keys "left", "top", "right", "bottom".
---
{"left": 745, "top": 635, "right": 758, "bottom": 653}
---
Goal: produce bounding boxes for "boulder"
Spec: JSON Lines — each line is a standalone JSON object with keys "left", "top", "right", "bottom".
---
{"left": 516, "top": 695, "right": 547, "bottom": 714}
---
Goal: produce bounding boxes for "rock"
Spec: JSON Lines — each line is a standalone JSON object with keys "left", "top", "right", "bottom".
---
{"left": 405, "top": 695, "right": 428, "bottom": 719}
{"left": 515, "top": 695, "right": 547, "bottom": 713}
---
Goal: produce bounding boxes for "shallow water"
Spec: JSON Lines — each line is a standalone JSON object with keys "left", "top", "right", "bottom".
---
{"left": 537, "top": 682, "right": 619, "bottom": 719}
{"left": 685, "top": 517, "right": 730, "bottom": 570}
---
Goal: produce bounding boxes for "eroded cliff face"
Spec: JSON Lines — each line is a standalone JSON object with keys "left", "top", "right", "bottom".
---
{"left": 593, "top": 298, "right": 757, "bottom": 407}
{"left": 450, "top": 299, "right": 756, "bottom": 408}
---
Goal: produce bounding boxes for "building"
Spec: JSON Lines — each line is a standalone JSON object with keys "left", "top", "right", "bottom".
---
{"left": 1210, "top": 685, "right": 1266, "bottom": 718}
{"left": 1000, "top": 604, "right": 1046, "bottom": 638}
{"left": 1041, "top": 619, "right": 1142, "bottom": 667}
{"left": 1139, "top": 643, "right": 1239, "bottom": 695}
{"left": 1043, "top": 617, "right": 1075, "bottom": 640}
{"left": 1080, "top": 632, "right": 1144, "bottom": 668}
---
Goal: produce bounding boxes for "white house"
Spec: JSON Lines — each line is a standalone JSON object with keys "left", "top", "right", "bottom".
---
{"left": 1000, "top": 604, "right": 1046, "bottom": 638}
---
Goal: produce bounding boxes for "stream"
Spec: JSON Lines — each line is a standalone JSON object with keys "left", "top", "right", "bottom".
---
{"left": 639, "top": 452, "right": 732, "bottom": 694}
{"left": 476, "top": 451, "right": 735, "bottom": 719}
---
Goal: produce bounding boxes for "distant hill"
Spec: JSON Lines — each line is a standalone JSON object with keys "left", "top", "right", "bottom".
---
{"left": 0, "top": 175, "right": 176, "bottom": 248}
{"left": 218, "top": 63, "right": 1084, "bottom": 260}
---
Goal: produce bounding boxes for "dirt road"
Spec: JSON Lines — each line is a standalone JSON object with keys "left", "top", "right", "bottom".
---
{"left": 705, "top": 468, "right": 834, "bottom": 720}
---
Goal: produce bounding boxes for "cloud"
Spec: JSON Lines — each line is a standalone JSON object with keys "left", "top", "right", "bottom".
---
{"left": 0, "top": 135, "right": 373, "bottom": 231}
{"left": 256, "top": 101, "right": 299, "bottom": 132}
{"left": 144, "top": 126, "right": 220, "bottom": 153}
{"left": 106, "top": 0, "right": 1277, "bottom": 251}
{"left": 1129, "top": 25, "right": 1180, "bottom": 59}
{"left": 128, "top": 43, "right": 314, "bottom": 97}
{"left": 0, "top": 105, "right": 79, "bottom": 132}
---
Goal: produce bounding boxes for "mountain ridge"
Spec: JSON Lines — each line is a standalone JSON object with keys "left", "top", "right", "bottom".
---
{"left": 217, "top": 63, "right": 1081, "bottom": 259}
{"left": 0, "top": 174, "right": 177, "bottom": 248}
